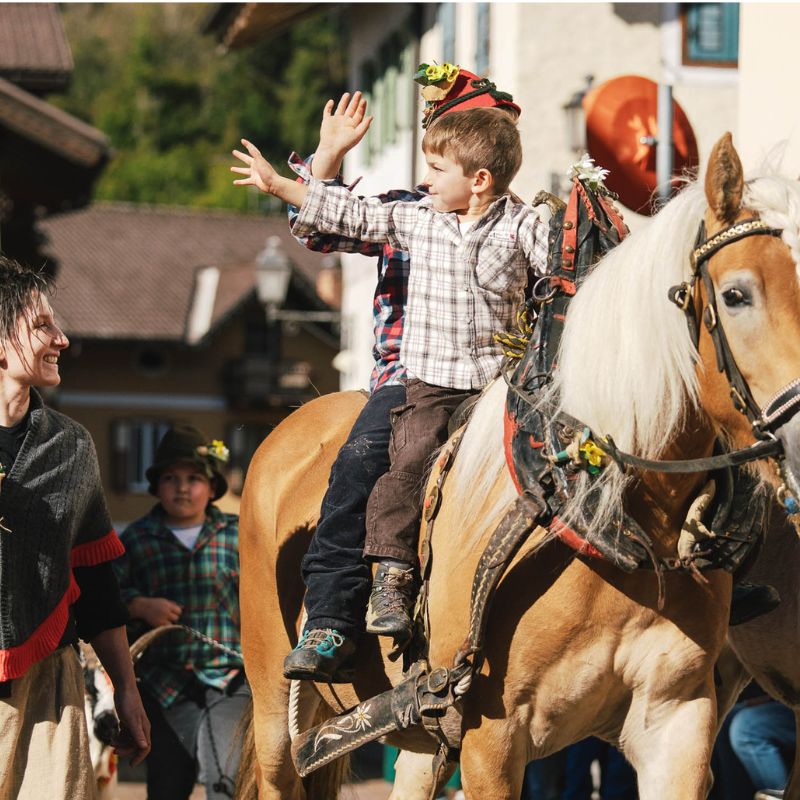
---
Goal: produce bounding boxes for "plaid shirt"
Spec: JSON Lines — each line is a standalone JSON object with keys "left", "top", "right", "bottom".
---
{"left": 294, "top": 179, "right": 549, "bottom": 389}
{"left": 113, "top": 505, "right": 242, "bottom": 708}
{"left": 287, "top": 153, "right": 419, "bottom": 393}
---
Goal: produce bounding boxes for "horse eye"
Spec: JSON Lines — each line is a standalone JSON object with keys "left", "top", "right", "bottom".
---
{"left": 721, "top": 287, "right": 748, "bottom": 307}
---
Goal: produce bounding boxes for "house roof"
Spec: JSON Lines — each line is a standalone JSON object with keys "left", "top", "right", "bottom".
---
{"left": 0, "top": 4, "right": 73, "bottom": 91}
{"left": 0, "top": 76, "right": 109, "bottom": 168}
{"left": 39, "top": 203, "right": 337, "bottom": 342}
{"left": 204, "top": 3, "right": 323, "bottom": 49}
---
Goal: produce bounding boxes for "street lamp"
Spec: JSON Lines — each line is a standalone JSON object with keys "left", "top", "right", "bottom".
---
{"left": 562, "top": 75, "right": 594, "bottom": 155}
{"left": 255, "top": 236, "right": 292, "bottom": 321}
{"left": 254, "top": 235, "right": 340, "bottom": 324}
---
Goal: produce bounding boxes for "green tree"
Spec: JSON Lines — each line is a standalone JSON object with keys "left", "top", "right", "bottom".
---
{"left": 50, "top": 3, "right": 348, "bottom": 210}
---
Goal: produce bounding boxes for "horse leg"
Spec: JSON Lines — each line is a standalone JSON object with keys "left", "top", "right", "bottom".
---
{"left": 624, "top": 690, "right": 716, "bottom": 800}
{"left": 458, "top": 718, "right": 527, "bottom": 799}
{"left": 248, "top": 675, "right": 316, "bottom": 799}
{"left": 389, "top": 750, "right": 454, "bottom": 800}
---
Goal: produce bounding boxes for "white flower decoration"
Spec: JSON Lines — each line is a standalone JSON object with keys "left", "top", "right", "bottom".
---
{"left": 567, "top": 153, "right": 610, "bottom": 190}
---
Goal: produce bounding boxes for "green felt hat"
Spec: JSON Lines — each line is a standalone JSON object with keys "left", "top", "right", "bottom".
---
{"left": 145, "top": 425, "right": 229, "bottom": 500}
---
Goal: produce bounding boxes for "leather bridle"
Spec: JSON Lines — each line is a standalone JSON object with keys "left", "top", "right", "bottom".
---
{"left": 598, "top": 217, "right": 800, "bottom": 511}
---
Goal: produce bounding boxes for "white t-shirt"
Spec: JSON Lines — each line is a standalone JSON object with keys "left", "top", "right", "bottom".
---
{"left": 168, "top": 523, "right": 203, "bottom": 550}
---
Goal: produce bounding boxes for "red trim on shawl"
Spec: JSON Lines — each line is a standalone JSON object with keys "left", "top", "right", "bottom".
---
{"left": 0, "top": 574, "right": 80, "bottom": 681}
{"left": 70, "top": 530, "right": 125, "bottom": 567}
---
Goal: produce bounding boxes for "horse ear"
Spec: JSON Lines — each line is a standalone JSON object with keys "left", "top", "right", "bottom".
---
{"left": 705, "top": 132, "right": 744, "bottom": 224}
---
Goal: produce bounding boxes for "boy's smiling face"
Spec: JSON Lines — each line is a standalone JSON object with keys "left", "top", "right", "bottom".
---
{"left": 422, "top": 150, "right": 476, "bottom": 214}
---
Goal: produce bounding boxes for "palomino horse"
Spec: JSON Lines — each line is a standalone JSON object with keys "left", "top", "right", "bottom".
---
{"left": 237, "top": 133, "right": 800, "bottom": 799}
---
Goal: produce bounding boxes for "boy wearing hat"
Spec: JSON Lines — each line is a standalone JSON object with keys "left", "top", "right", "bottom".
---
{"left": 114, "top": 426, "right": 246, "bottom": 800}
{"left": 234, "top": 65, "right": 546, "bottom": 680}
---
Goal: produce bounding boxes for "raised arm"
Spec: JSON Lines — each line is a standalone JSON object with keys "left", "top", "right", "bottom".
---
{"left": 232, "top": 139, "right": 308, "bottom": 206}
{"left": 311, "top": 91, "right": 372, "bottom": 180}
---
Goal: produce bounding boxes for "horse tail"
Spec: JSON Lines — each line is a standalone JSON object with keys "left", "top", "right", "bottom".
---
{"left": 233, "top": 700, "right": 257, "bottom": 800}
{"left": 302, "top": 701, "right": 351, "bottom": 800}
{"left": 233, "top": 696, "right": 350, "bottom": 799}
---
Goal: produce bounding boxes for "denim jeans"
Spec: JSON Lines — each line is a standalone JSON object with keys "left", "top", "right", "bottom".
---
{"left": 301, "top": 384, "right": 406, "bottom": 637}
{"left": 729, "top": 700, "right": 796, "bottom": 790}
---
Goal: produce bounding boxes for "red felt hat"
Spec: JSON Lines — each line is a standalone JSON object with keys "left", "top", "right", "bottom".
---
{"left": 415, "top": 63, "right": 521, "bottom": 129}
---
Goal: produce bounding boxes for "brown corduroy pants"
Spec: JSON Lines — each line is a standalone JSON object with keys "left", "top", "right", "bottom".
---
{"left": 364, "top": 378, "right": 477, "bottom": 564}
{"left": 0, "top": 646, "right": 96, "bottom": 800}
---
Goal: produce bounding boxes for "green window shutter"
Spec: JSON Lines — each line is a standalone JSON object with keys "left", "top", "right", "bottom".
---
{"left": 685, "top": 3, "right": 739, "bottom": 65}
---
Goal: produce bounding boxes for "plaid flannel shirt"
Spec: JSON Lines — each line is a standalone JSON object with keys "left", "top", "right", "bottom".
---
{"left": 287, "top": 153, "right": 420, "bottom": 393}
{"left": 114, "top": 505, "right": 242, "bottom": 708}
{"left": 293, "top": 179, "right": 549, "bottom": 390}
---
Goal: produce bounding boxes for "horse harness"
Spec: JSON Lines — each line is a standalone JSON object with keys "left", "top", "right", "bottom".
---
{"left": 291, "top": 186, "right": 799, "bottom": 786}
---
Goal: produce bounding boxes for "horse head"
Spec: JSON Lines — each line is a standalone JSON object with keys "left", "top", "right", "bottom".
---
{"left": 695, "top": 132, "right": 800, "bottom": 504}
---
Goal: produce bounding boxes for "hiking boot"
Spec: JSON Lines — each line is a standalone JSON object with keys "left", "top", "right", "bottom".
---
{"left": 283, "top": 628, "right": 356, "bottom": 683}
{"left": 365, "top": 563, "right": 416, "bottom": 640}
{"left": 729, "top": 582, "right": 781, "bottom": 627}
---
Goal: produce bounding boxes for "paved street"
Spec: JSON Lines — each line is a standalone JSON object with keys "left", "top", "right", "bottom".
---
{"left": 114, "top": 778, "right": 393, "bottom": 799}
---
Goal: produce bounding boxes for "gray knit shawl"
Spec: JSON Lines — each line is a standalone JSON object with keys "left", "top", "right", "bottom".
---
{"left": 0, "top": 390, "right": 112, "bottom": 650}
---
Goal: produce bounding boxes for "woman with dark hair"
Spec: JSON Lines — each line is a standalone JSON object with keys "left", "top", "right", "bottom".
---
{"left": 0, "top": 256, "right": 150, "bottom": 799}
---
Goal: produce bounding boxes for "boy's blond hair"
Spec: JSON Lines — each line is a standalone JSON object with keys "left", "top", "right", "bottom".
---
{"left": 422, "top": 107, "right": 522, "bottom": 194}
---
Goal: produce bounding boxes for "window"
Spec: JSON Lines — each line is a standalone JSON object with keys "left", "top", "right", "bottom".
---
{"left": 475, "top": 3, "right": 490, "bottom": 76}
{"left": 226, "top": 422, "right": 274, "bottom": 479}
{"left": 683, "top": 3, "right": 739, "bottom": 67}
{"left": 439, "top": 3, "right": 456, "bottom": 64}
{"left": 111, "top": 418, "right": 172, "bottom": 493}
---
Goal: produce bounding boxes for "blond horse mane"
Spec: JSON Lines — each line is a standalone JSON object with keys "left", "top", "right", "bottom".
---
{"left": 453, "top": 171, "right": 800, "bottom": 541}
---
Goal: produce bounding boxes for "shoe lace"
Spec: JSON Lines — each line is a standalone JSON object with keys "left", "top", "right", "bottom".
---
{"left": 298, "top": 629, "right": 344, "bottom": 650}
{"left": 371, "top": 569, "right": 416, "bottom": 615}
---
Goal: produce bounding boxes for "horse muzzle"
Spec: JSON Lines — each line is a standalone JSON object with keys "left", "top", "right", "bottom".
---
{"left": 763, "top": 378, "right": 800, "bottom": 513}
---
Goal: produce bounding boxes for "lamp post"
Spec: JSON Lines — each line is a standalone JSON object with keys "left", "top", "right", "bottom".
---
{"left": 254, "top": 235, "right": 340, "bottom": 324}
{"left": 254, "top": 235, "right": 292, "bottom": 322}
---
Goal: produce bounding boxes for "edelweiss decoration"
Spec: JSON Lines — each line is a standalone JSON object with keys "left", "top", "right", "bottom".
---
{"left": 566, "top": 153, "right": 610, "bottom": 191}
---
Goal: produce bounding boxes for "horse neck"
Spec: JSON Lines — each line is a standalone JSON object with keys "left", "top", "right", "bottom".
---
{"left": 626, "top": 406, "right": 718, "bottom": 555}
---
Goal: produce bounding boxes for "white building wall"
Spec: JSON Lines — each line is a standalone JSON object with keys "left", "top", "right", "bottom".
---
{"left": 737, "top": 3, "right": 800, "bottom": 177}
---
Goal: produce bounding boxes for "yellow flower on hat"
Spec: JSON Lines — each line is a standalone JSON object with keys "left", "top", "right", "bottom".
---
{"left": 208, "top": 439, "right": 230, "bottom": 463}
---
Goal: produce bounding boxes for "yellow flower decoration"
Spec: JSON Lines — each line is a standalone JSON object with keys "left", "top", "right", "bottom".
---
{"left": 425, "top": 63, "right": 460, "bottom": 84}
{"left": 579, "top": 440, "right": 606, "bottom": 472}
{"left": 209, "top": 439, "right": 230, "bottom": 463}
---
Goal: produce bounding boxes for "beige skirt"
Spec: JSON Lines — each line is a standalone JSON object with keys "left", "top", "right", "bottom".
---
{"left": 0, "top": 646, "right": 96, "bottom": 800}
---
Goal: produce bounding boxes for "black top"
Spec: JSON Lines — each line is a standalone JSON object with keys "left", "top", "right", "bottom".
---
{"left": 0, "top": 405, "right": 128, "bottom": 648}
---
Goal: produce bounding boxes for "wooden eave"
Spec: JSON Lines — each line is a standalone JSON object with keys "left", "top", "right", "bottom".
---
{"left": 205, "top": 3, "right": 324, "bottom": 49}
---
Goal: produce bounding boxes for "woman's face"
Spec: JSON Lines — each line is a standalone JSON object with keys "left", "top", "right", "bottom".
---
{"left": 2, "top": 294, "right": 69, "bottom": 388}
